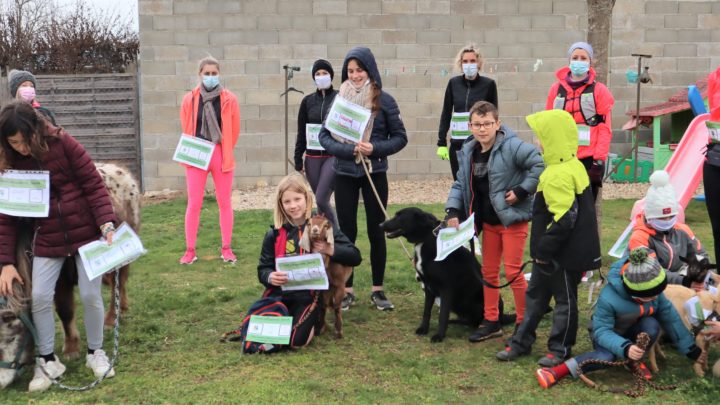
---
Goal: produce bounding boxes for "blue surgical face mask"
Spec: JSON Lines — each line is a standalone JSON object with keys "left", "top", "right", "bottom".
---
{"left": 203, "top": 75, "right": 220, "bottom": 89}
{"left": 462, "top": 63, "right": 478, "bottom": 78}
{"left": 569, "top": 60, "right": 590, "bottom": 77}
{"left": 315, "top": 74, "right": 332, "bottom": 90}
{"left": 647, "top": 216, "right": 677, "bottom": 232}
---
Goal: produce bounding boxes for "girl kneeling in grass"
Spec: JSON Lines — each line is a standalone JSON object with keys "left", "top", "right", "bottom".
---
{"left": 255, "top": 174, "right": 361, "bottom": 349}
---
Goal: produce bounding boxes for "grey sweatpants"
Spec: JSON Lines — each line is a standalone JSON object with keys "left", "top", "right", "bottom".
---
{"left": 32, "top": 256, "right": 104, "bottom": 355}
{"left": 304, "top": 156, "right": 337, "bottom": 225}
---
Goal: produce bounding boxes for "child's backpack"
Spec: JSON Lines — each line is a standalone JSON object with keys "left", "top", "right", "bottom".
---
{"left": 220, "top": 294, "right": 290, "bottom": 354}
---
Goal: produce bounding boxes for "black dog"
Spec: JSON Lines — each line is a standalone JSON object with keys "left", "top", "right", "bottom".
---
{"left": 380, "top": 207, "right": 515, "bottom": 342}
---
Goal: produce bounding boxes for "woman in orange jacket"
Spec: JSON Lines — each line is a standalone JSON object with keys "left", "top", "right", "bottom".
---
{"left": 179, "top": 56, "right": 240, "bottom": 264}
{"left": 546, "top": 42, "right": 615, "bottom": 201}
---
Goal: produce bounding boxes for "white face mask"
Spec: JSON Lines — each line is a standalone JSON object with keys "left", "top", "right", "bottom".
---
{"left": 315, "top": 75, "right": 332, "bottom": 90}
{"left": 647, "top": 216, "right": 677, "bottom": 232}
{"left": 462, "top": 63, "right": 478, "bottom": 78}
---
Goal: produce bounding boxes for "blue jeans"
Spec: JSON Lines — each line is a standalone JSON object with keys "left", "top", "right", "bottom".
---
{"left": 566, "top": 316, "right": 661, "bottom": 378}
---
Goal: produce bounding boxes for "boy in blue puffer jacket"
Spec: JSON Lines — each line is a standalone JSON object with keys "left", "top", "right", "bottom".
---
{"left": 535, "top": 249, "right": 703, "bottom": 388}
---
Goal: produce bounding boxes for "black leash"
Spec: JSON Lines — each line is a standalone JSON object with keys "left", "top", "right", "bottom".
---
{"left": 478, "top": 260, "right": 534, "bottom": 289}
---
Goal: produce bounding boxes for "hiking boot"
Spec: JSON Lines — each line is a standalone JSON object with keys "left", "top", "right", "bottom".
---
{"left": 86, "top": 349, "right": 116, "bottom": 379}
{"left": 179, "top": 249, "right": 198, "bottom": 265}
{"left": 370, "top": 291, "right": 395, "bottom": 311}
{"left": 468, "top": 320, "right": 503, "bottom": 342}
{"left": 221, "top": 247, "right": 237, "bottom": 263}
{"left": 29, "top": 356, "right": 66, "bottom": 392}
{"left": 496, "top": 345, "right": 529, "bottom": 362}
{"left": 341, "top": 292, "right": 356, "bottom": 311}
{"left": 537, "top": 353, "right": 566, "bottom": 367}
{"left": 535, "top": 368, "right": 559, "bottom": 389}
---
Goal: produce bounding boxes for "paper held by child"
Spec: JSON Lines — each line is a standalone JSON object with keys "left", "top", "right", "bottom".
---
{"left": 78, "top": 222, "right": 146, "bottom": 281}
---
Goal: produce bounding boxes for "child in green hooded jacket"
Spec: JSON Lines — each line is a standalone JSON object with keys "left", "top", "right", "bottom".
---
{"left": 496, "top": 109, "right": 601, "bottom": 367}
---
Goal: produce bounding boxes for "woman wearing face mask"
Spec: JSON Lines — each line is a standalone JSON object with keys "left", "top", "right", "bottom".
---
{"left": 437, "top": 44, "right": 498, "bottom": 181}
{"left": 293, "top": 59, "right": 338, "bottom": 225}
{"left": 8, "top": 69, "right": 57, "bottom": 125}
{"left": 178, "top": 56, "right": 241, "bottom": 265}
{"left": 319, "top": 47, "right": 408, "bottom": 311}
{"left": 628, "top": 171, "right": 710, "bottom": 289}
{"left": 546, "top": 42, "right": 615, "bottom": 201}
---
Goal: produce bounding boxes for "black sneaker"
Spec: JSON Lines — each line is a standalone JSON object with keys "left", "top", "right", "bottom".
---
{"left": 341, "top": 292, "right": 356, "bottom": 311}
{"left": 370, "top": 291, "right": 395, "bottom": 311}
{"left": 469, "top": 320, "right": 502, "bottom": 342}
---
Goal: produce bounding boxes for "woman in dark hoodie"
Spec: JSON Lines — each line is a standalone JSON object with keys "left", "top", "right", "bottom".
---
{"left": 319, "top": 47, "right": 408, "bottom": 311}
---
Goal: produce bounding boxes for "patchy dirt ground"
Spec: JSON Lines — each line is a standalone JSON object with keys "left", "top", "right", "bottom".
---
{"left": 143, "top": 179, "right": 696, "bottom": 211}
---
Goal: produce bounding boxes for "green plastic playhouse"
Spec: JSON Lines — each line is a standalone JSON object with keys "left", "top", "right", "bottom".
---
{"left": 615, "top": 77, "right": 708, "bottom": 182}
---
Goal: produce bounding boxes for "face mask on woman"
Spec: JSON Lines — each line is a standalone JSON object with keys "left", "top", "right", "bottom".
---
{"left": 647, "top": 216, "right": 677, "bottom": 232}
{"left": 18, "top": 87, "right": 36, "bottom": 102}
{"left": 202, "top": 75, "right": 220, "bottom": 89}
{"left": 315, "top": 75, "right": 332, "bottom": 90}
{"left": 569, "top": 60, "right": 590, "bottom": 76}
{"left": 462, "top": 63, "right": 478, "bottom": 78}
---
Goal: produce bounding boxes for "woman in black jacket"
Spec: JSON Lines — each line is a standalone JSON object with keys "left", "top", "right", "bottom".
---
{"left": 437, "top": 44, "right": 498, "bottom": 181}
{"left": 293, "top": 59, "right": 338, "bottom": 224}
{"left": 257, "top": 174, "right": 361, "bottom": 349}
{"left": 319, "top": 47, "right": 407, "bottom": 311}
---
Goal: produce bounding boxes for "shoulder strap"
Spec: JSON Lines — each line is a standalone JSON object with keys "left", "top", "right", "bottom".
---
{"left": 274, "top": 227, "right": 287, "bottom": 258}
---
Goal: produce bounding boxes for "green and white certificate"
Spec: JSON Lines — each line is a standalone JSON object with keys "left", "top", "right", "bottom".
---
{"left": 324, "top": 96, "right": 372, "bottom": 144}
{"left": 450, "top": 112, "right": 471, "bottom": 140}
{"left": 78, "top": 223, "right": 146, "bottom": 281}
{"left": 435, "top": 213, "right": 475, "bottom": 261}
{"left": 0, "top": 170, "right": 50, "bottom": 218}
{"left": 172, "top": 134, "right": 215, "bottom": 170}
{"left": 306, "top": 124, "right": 325, "bottom": 151}
{"left": 276, "top": 253, "right": 329, "bottom": 291}
{"left": 246, "top": 316, "right": 293, "bottom": 345}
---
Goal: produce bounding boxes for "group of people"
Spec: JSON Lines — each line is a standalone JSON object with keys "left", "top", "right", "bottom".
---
{"left": 1, "top": 40, "right": 719, "bottom": 394}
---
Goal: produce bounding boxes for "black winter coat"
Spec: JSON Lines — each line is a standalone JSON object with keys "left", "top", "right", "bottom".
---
{"left": 437, "top": 75, "right": 498, "bottom": 146}
{"left": 293, "top": 88, "right": 338, "bottom": 171}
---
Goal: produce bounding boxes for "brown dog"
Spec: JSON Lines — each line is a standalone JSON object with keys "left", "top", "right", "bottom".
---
{"left": 648, "top": 273, "right": 720, "bottom": 376}
{"left": 299, "top": 214, "right": 353, "bottom": 339}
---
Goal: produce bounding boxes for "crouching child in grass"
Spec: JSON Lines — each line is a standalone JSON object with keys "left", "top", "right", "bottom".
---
{"left": 253, "top": 174, "right": 361, "bottom": 351}
{"left": 535, "top": 249, "right": 703, "bottom": 388}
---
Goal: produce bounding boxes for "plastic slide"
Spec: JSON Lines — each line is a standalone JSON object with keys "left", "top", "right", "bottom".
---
{"left": 608, "top": 113, "right": 710, "bottom": 258}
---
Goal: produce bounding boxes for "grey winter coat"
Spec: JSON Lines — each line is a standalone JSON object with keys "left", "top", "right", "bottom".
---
{"left": 318, "top": 47, "right": 407, "bottom": 177}
{"left": 445, "top": 127, "right": 544, "bottom": 227}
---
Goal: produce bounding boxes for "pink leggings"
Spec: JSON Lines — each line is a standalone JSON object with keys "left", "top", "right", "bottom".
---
{"left": 184, "top": 146, "right": 234, "bottom": 250}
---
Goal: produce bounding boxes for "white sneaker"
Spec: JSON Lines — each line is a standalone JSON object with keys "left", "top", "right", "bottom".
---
{"left": 28, "top": 356, "right": 66, "bottom": 392}
{"left": 85, "top": 349, "right": 116, "bottom": 379}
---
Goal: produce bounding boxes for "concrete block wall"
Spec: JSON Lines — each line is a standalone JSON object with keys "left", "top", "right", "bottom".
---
{"left": 139, "top": 0, "right": 720, "bottom": 191}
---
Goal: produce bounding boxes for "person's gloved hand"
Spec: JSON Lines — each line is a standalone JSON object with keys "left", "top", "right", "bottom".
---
{"left": 588, "top": 159, "right": 605, "bottom": 185}
{"left": 436, "top": 146, "right": 449, "bottom": 161}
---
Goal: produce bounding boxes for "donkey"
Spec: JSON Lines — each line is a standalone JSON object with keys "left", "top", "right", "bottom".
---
{"left": 0, "top": 163, "right": 140, "bottom": 388}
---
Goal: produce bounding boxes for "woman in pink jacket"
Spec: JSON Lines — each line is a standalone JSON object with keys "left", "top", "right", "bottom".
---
{"left": 546, "top": 42, "right": 615, "bottom": 201}
{"left": 179, "top": 56, "right": 240, "bottom": 264}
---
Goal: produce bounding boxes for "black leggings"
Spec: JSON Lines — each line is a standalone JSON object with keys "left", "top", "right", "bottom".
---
{"left": 285, "top": 293, "right": 320, "bottom": 348}
{"left": 704, "top": 161, "right": 720, "bottom": 262}
{"left": 449, "top": 140, "right": 463, "bottom": 181}
{"left": 335, "top": 172, "right": 389, "bottom": 288}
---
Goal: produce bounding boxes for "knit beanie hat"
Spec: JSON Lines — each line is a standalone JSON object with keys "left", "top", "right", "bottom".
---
{"left": 567, "top": 42, "right": 594, "bottom": 60}
{"left": 622, "top": 248, "right": 667, "bottom": 298}
{"left": 644, "top": 170, "right": 679, "bottom": 219}
{"left": 8, "top": 69, "right": 37, "bottom": 97}
{"left": 311, "top": 59, "right": 334, "bottom": 80}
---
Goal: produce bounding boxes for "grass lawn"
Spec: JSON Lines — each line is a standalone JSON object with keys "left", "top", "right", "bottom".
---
{"left": 2, "top": 198, "right": 719, "bottom": 404}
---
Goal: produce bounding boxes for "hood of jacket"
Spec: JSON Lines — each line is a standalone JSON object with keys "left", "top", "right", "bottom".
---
{"left": 341, "top": 47, "right": 382, "bottom": 89}
{"left": 526, "top": 109, "right": 589, "bottom": 196}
